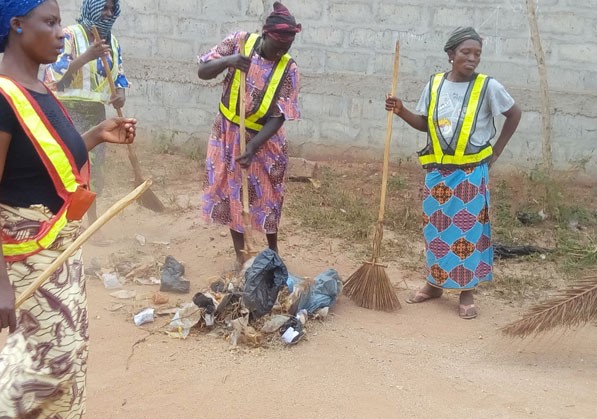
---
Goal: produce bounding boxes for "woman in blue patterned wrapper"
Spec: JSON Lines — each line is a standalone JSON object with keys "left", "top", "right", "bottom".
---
{"left": 385, "top": 27, "right": 521, "bottom": 319}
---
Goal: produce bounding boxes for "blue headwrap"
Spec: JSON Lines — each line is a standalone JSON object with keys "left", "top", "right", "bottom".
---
{"left": 77, "top": 0, "right": 120, "bottom": 38}
{"left": 0, "top": 0, "right": 46, "bottom": 52}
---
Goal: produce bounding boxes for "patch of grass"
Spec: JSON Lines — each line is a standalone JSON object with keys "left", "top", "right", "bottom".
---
{"left": 285, "top": 167, "right": 375, "bottom": 243}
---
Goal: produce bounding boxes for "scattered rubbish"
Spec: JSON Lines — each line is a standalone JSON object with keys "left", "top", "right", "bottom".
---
{"left": 242, "top": 249, "right": 288, "bottom": 319}
{"left": 102, "top": 272, "right": 122, "bottom": 289}
{"left": 192, "top": 292, "right": 216, "bottom": 314}
{"left": 260, "top": 315, "right": 289, "bottom": 333}
{"left": 494, "top": 243, "right": 551, "bottom": 259}
{"left": 279, "top": 316, "right": 304, "bottom": 345}
{"left": 133, "top": 308, "right": 155, "bottom": 326}
{"left": 107, "top": 303, "right": 125, "bottom": 312}
{"left": 134, "top": 277, "right": 160, "bottom": 286}
{"left": 151, "top": 292, "right": 169, "bottom": 305}
{"left": 287, "top": 269, "right": 343, "bottom": 314}
{"left": 313, "top": 307, "right": 329, "bottom": 320}
{"left": 210, "top": 280, "right": 227, "bottom": 293}
{"left": 110, "top": 290, "right": 137, "bottom": 300}
{"left": 86, "top": 257, "right": 102, "bottom": 274}
{"left": 166, "top": 303, "right": 202, "bottom": 339}
{"left": 159, "top": 255, "right": 190, "bottom": 294}
{"left": 135, "top": 234, "right": 146, "bottom": 246}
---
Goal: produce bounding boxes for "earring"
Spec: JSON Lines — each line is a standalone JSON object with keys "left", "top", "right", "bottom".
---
{"left": 16, "top": 27, "right": 23, "bottom": 34}
{"left": 449, "top": 59, "right": 453, "bottom": 63}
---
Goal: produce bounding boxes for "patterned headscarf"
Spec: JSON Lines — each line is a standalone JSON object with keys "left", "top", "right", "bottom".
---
{"left": 77, "top": 0, "right": 120, "bottom": 38}
{"left": 0, "top": 0, "right": 46, "bottom": 52}
{"left": 262, "top": 1, "right": 301, "bottom": 43}
{"left": 443, "top": 26, "right": 482, "bottom": 52}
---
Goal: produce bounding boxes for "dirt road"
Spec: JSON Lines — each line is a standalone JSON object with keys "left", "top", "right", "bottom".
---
{"left": 80, "top": 183, "right": 596, "bottom": 419}
{"left": 3, "top": 151, "right": 596, "bottom": 418}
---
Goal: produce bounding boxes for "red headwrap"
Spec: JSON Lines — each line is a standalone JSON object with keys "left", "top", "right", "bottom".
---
{"left": 262, "top": 2, "right": 301, "bottom": 43}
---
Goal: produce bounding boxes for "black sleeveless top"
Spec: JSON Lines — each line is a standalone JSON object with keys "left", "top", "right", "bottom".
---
{"left": 0, "top": 89, "right": 88, "bottom": 213}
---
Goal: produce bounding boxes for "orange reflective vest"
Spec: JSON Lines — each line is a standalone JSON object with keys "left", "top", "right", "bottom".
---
{"left": 219, "top": 32, "right": 293, "bottom": 131}
{"left": 0, "top": 76, "right": 92, "bottom": 262}
{"left": 418, "top": 72, "right": 493, "bottom": 167}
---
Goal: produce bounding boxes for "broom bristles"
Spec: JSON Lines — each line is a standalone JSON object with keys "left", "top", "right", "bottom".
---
{"left": 343, "top": 261, "right": 401, "bottom": 312}
{"left": 501, "top": 275, "right": 597, "bottom": 338}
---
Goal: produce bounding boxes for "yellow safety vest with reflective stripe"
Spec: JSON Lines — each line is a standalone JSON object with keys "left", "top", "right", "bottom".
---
{"left": 418, "top": 72, "right": 493, "bottom": 167}
{"left": 219, "top": 33, "right": 292, "bottom": 131}
{"left": 0, "top": 76, "right": 87, "bottom": 261}
{"left": 55, "top": 24, "right": 120, "bottom": 104}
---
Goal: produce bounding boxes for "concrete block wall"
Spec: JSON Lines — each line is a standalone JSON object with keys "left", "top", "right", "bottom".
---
{"left": 56, "top": 0, "right": 596, "bottom": 171}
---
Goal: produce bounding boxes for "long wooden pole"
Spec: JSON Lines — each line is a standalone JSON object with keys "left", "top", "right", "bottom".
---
{"left": 16, "top": 180, "right": 152, "bottom": 308}
{"left": 372, "top": 40, "right": 400, "bottom": 260}
{"left": 237, "top": 37, "right": 255, "bottom": 258}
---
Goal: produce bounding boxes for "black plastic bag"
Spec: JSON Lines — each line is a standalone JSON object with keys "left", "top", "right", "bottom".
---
{"left": 242, "top": 249, "right": 288, "bottom": 319}
{"left": 160, "top": 255, "right": 190, "bottom": 294}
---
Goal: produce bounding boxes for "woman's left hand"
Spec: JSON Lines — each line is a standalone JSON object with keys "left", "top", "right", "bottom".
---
{"left": 236, "top": 148, "right": 256, "bottom": 169}
{"left": 97, "top": 117, "right": 137, "bottom": 145}
{"left": 109, "top": 89, "right": 126, "bottom": 109}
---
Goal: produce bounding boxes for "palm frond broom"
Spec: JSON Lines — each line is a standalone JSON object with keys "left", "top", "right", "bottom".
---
{"left": 342, "top": 41, "right": 401, "bottom": 312}
{"left": 502, "top": 275, "right": 597, "bottom": 338}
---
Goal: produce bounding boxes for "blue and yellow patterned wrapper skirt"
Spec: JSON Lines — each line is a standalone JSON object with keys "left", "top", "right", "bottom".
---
{"left": 422, "top": 163, "right": 493, "bottom": 290}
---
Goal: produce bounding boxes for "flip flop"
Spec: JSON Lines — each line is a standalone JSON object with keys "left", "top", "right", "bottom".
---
{"left": 405, "top": 289, "right": 442, "bottom": 304}
{"left": 459, "top": 304, "right": 478, "bottom": 319}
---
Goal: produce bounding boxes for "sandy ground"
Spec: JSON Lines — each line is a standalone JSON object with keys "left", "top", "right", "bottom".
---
{"left": 3, "top": 151, "right": 597, "bottom": 419}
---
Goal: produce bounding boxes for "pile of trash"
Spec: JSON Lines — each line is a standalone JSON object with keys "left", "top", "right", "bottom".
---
{"left": 160, "top": 249, "right": 342, "bottom": 347}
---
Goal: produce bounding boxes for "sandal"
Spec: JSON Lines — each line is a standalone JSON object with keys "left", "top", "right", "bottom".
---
{"left": 405, "top": 288, "right": 443, "bottom": 304}
{"left": 459, "top": 304, "right": 478, "bottom": 319}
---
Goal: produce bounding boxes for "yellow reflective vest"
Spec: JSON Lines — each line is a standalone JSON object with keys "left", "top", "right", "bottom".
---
{"left": 418, "top": 72, "right": 494, "bottom": 167}
{"left": 219, "top": 33, "right": 293, "bottom": 131}
{"left": 0, "top": 76, "right": 90, "bottom": 261}
{"left": 54, "top": 24, "right": 120, "bottom": 104}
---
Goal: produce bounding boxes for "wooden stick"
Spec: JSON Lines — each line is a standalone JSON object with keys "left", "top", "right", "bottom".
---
{"left": 16, "top": 180, "right": 153, "bottom": 308}
{"left": 237, "top": 37, "right": 255, "bottom": 257}
{"left": 378, "top": 40, "right": 400, "bottom": 223}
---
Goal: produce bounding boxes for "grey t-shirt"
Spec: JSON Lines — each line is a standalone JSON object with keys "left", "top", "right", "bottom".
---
{"left": 416, "top": 76, "right": 515, "bottom": 147}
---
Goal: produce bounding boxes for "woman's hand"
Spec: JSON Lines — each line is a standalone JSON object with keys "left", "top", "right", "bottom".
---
{"left": 235, "top": 142, "right": 257, "bottom": 169}
{"left": 83, "top": 39, "right": 111, "bottom": 63}
{"left": 83, "top": 117, "right": 137, "bottom": 150}
{"left": 0, "top": 272, "right": 17, "bottom": 334}
{"left": 385, "top": 95, "right": 404, "bottom": 116}
{"left": 228, "top": 54, "right": 251, "bottom": 73}
{"left": 109, "top": 88, "right": 126, "bottom": 109}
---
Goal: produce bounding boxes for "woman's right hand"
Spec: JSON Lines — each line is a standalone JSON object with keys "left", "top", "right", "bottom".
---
{"left": 0, "top": 273, "right": 17, "bottom": 334}
{"left": 228, "top": 54, "right": 251, "bottom": 73}
{"left": 83, "top": 39, "right": 111, "bottom": 62}
{"left": 385, "top": 95, "right": 404, "bottom": 116}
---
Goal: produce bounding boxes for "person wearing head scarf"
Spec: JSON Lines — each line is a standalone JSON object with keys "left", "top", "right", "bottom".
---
{"left": 0, "top": 1, "right": 136, "bottom": 416}
{"left": 385, "top": 27, "right": 521, "bottom": 319}
{"left": 43, "top": 0, "right": 129, "bottom": 240}
{"left": 197, "top": 2, "right": 302, "bottom": 269}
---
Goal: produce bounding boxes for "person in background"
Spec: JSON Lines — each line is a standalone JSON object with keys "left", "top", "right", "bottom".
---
{"left": 385, "top": 27, "right": 521, "bottom": 319}
{"left": 197, "top": 2, "right": 301, "bottom": 269}
{"left": 0, "top": 0, "right": 136, "bottom": 416}
{"left": 44, "top": 0, "right": 129, "bottom": 243}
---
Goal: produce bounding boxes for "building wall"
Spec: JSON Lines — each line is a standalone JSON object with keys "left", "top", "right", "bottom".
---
{"left": 57, "top": 0, "right": 597, "bottom": 170}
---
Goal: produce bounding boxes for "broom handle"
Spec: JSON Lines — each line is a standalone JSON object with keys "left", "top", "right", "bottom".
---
{"left": 238, "top": 37, "right": 250, "bottom": 216}
{"left": 92, "top": 27, "right": 144, "bottom": 184}
{"left": 16, "top": 180, "right": 153, "bottom": 308}
{"left": 378, "top": 41, "right": 400, "bottom": 223}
